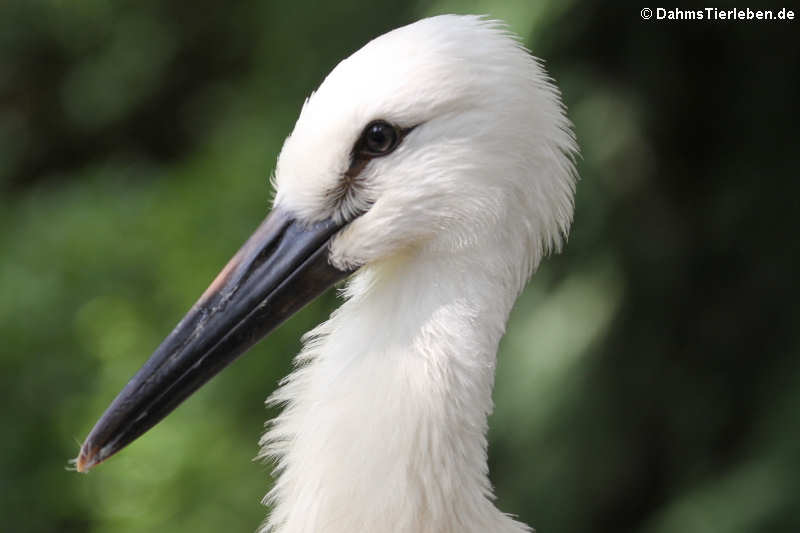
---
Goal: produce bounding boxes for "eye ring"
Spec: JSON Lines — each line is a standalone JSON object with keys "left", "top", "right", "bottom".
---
{"left": 359, "top": 120, "right": 400, "bottom": 157}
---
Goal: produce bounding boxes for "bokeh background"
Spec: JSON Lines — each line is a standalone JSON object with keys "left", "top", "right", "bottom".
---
{"left": 2, "top": 1, "right": 798, "bottom": 532}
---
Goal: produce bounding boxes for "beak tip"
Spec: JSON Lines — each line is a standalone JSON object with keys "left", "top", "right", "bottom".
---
{"left": 74, "top": 443, "right": 100, "bottom": 473}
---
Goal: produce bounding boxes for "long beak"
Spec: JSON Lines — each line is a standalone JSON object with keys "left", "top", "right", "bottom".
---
{"left": 76, "top": 206, "right": 352, "bottom": 472}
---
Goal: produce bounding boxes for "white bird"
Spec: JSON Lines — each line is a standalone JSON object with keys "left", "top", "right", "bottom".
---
{"left": 76, "top": 15, "right": 578, "bottom": 533}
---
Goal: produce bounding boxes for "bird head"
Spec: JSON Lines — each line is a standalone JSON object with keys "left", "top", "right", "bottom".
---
{"left": 276, "top": 15, "right": 576, "bottom": 272}
{"left": 76, "top": 15, "right": 577, "bottom": 472}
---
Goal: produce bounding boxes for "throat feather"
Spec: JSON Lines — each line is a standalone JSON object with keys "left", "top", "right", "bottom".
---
{"left": 259, "top": 259, "right": 527, "bottom": 533}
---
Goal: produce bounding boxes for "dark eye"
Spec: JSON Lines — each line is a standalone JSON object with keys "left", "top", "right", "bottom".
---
{"left": 345, "top": 120, "right": 414, "bottom": 180}
{"left": 360, "top": 121, "right": 400, "bottom": 156}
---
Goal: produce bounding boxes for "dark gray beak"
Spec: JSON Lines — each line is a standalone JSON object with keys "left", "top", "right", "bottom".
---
{"left": 76, "top": 206, "right": 352, "bottom": 472}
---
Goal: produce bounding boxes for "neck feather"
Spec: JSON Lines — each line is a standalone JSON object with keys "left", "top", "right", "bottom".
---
{"left": 258, "top": 246, "right": 531, "bottom": 533}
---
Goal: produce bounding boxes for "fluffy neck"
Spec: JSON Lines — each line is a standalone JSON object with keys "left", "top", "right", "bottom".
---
{"left": 259, "top": 245, "right": 532, "bottom": 533}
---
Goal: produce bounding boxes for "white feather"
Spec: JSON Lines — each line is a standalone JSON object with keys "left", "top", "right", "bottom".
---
{"left": 260, "top": 15, "right": 577, "bottom": 533}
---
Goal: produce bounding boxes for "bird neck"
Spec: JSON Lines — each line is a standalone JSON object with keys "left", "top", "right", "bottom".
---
{"left": 260, "top": 246, "right": 531, "bottom": 533}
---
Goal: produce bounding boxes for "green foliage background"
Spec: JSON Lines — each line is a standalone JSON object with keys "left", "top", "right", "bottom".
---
{"left": 1, "top": 1, "right": 798, "bottom": 532}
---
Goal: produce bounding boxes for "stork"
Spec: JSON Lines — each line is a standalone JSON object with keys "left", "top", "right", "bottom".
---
{"left": 76, "top": 15, "right": 578, "bottom": 533}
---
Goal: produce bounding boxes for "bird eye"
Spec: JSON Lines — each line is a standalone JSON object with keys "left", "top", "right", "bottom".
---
{"left": 360, "top": 121, "right": 400, "bottom": 156}
{"left": 344, "top": 120, "right": 413, "bottom": 180}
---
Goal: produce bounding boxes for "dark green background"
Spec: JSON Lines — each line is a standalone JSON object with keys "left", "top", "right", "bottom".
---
{"left": 2, "top": 1, "right": 798, "bottom": 532}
